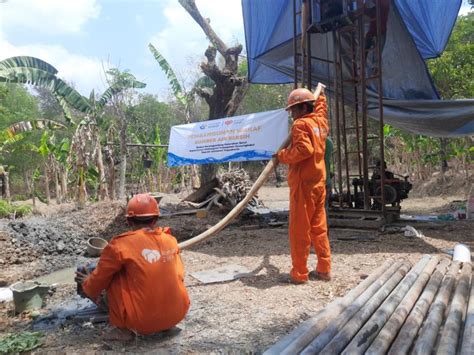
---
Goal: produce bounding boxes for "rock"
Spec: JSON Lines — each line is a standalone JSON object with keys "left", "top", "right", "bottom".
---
{"left": 57, "top": 241, "right": 65, "bottom": 252}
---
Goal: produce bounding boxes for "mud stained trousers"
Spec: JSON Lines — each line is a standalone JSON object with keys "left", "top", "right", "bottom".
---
{"left": 289, "top": 182, "right": 331, "bottom": 282}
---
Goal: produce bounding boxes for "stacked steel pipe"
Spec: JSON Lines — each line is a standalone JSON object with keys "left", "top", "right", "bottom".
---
{"left": 265, "top": 255, "right": 473, "bottom": 354}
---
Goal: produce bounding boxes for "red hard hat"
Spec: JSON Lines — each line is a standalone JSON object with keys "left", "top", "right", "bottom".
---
{"left": 126, "top": 193, "right": 159, "bottom": 218}
{"left": 285, "top": 88, "right": 316, "bottom": 110}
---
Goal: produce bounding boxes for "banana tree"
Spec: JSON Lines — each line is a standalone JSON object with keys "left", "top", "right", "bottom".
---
{"left": 0, "top": 56, "right": 98, "bottom": 203}
{"left": 148, "top": 44, "right": 200, "bottom": 189}
{"left": 104, "top": 68, "right": 146, "bottom": 199}
{"left": 1, "top": 57, "right": 147, "bottom": 202}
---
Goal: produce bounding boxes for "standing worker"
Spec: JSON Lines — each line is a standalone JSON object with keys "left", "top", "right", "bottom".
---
{"left": 75, "top": 194, "right": 190, "bottom": 340}
{"left": 274, "top": 85, "right": 332, "bottom": 284}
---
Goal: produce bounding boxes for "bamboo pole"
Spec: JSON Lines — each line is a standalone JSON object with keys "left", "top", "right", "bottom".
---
{"left": 436, "top": 262, "right": 472, "bottom": 355}
{"left": 365, "top": 256, "right": 440, "bottom": 355}
{"left": 341, "top": 255, "right": 432, "bottom": 355}
{"left": 460, "top": 262, "right": 474, "bottom": 355}
{"left": 300, "top": 260, "right": 405, "bottom": 355}
{"left": 411, "top": 262, "right": 461, "bottom": 355}
{"left": 179, "top": 83, "right": 325, "bottom": 250}
{"left": 388, "top": 258, "right": 450, "bottom": 355}
{"left": 318, "top": 260, "right": 413, "bottom": 355}
{"left": 265, "top": 260, "right": 394, "bottom": 355}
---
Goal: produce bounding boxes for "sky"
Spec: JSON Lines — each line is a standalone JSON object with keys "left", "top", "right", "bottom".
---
{"left": 0, "top": 0, "right": 472, "bottom": 100}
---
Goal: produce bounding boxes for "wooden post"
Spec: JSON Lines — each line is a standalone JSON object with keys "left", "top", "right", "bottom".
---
{"left": 317, "top": 261, "right": 412, "bottom": 354}
{"left": 411, "top": 262, "right": 461, "bottom": 355}
{"left": 265, "top": 260, "right": 394, "bottom": 355}
{"left": 388, "top": 258, "right": 450, "bottom": 355}
{"left": 365, "top": 256, "right": 440, "bottom": 354}
{"left": 341, "top": 255, "right": 432, "bottom": 355}
{"left": 436, "top": 262, "right": 472, "bottom": 355}
{"left": 300, "top": 260, "right": 406, "bottom": 354}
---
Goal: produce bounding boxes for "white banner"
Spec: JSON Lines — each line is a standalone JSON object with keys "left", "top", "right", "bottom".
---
{"left": 168, "top": 109, "right": 288, "bottom": 167}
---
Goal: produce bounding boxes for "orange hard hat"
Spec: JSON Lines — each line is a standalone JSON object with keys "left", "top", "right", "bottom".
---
{"left": 126, "top": 193, "right": 159, "bottom": 218}
{"left": 285, "top": 88, "right": 316, "bottom": 110}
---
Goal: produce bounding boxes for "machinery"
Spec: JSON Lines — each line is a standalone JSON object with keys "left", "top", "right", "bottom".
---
{"left": 351, "top": 164, "right": 412, "bottom": 210}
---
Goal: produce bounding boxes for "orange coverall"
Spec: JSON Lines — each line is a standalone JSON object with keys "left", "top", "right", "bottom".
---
{"left": 82, "top": 227, "right": 190, "bottom": 335}
{"left": 277, "top": 94, "right": 331, "bottom": 282}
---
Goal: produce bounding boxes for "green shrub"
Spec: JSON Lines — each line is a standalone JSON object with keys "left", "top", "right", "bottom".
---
{"left": 0, "top": 332, "right": 43, "bottom": 353}
{"left": 14, "top": 204, "right": 32, "bottom": 217}
{"left": 0, "top": 200, "right": 32, "bottom": 218}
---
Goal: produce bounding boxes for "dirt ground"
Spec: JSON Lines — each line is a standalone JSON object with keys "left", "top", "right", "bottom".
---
{"left": 0, "top": 185, "right": 473, "bottom": 353}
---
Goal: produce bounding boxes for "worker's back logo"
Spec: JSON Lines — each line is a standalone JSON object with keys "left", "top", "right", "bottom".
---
{"left": 142, "top": 249, "right": 161, "bottom": 263}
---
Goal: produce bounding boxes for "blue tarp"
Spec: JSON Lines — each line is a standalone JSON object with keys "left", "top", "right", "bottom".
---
{"left": 242, "top": 0, "right": 474, "bottom": 136}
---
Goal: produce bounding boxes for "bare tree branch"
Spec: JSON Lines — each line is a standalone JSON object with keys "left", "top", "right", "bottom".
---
{"left": 178, "top": 0, "right": 228, "bottom": 55}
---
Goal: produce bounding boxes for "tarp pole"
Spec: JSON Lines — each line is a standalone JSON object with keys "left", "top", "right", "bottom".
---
{"left": 293, "top": 0, "right": 298, "bottom": 88}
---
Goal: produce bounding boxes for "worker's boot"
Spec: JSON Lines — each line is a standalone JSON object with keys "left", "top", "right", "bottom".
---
{"left": 309, "top": 271, "right": 331, "bottom": 281}
{"left": 279, "top": 273, "right": 307, "bottom": 285}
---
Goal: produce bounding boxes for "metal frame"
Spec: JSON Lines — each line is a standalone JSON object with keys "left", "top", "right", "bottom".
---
{"left": 293, "top": 0, "right": 392, "bottom": 220}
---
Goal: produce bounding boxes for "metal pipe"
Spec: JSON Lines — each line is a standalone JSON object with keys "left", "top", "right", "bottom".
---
{"left": 301, "top": 260, "right": 405, "bottom": 354}
{"left": 388, "top": 258, "right": 450, "bottom": 355}
{"left": 105, "top": 142, "right": 168, "bottom": 148}
{"left": 358, "top": 11, "right": 370, "bottom": 210}
{"left": 341, "top": 255, "right": 432, "bottom": 354}
{"left": 266, "top": 259, "right": 395, "bottom": 355}
{"left": 365, "top": 256, "right": 440, "bottom": 355}
{"left": 436, "top": 262, "right": 472, "bottom": 355}
{"left": 319, "top": 260, "right": 412, "bottom": 354}
{"left": 375, "top": 0, "right": 386, "bottom": 215}
{"left": 460, "top": 262, "right": 474, "bottom": 355}
{"left": 293, "top": 0, "right": 298, "bottom": 88}
{"left": 337, "top": 30, "right": 352, "bottom": 205}
{"left": 411, "top": 262, "right": 461, "bottom": 355}
{"left": 333, "top": 31, "right": 344, "bottom": 206}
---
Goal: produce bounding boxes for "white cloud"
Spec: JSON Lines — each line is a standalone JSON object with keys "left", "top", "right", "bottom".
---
{"left": 0, "top": 38, "right": 108, "bottom": 96}
{"left": 149, "top": 0, "right": 244, "bottom": 82}
{"left": 459, "top": 2, "right": 473, "bottom": 16}
{"left": 0, "top": 0, "right": 100, "bottom": 35}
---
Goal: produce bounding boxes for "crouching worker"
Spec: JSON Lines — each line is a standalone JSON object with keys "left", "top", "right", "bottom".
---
{"left": 75, "top": 193, "right": 190, "bottom": 340}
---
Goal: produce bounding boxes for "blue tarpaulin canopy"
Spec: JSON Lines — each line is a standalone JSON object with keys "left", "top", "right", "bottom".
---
{"left": 242, "top": 0, "right": 474, "bottom": 137}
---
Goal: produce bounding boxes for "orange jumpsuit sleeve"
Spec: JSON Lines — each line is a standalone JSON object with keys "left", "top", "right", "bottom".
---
{"left": 82, "top": 243, "right": 123, "bottom": 300}
{"left": 277, "top": 121, "right": 315, "bottom": 165}
{"left": 314, "top": 93, "right": 328, "bottom": 129}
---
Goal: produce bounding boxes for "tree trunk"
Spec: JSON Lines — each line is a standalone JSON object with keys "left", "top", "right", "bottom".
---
{"left": 118, "top": 115, "right": 127, "bottom": 199}
{"left": 31, "top": 173, "right": 36, "bottom": 207}
{"left": 440, "top": 138, "right": 449, "bottom": 173}
{"left": 78, "top": 165, "right": 87, "bottom": 206}
{"left": 60, "top": 167, "right": 68, "bottom": 202}
{"left": 54, "top": 168, "right": 61, "bottom": 204}
{"left": 44, "top": 165, "right": 51, "bottom": 205}
{"left": 96, "top": 142, "right": 109, "bottom": 200}
{"left": 4, "top": 172, "right": 10, "bottom": 203}
{"left": 179, "top": 0, "right": 248, "bottom": 185}
{"left": 108, "top": 159, "right": 116, "bottom": 200}
{"left": 201, "top": 164, "right": 218, "bottom": 186}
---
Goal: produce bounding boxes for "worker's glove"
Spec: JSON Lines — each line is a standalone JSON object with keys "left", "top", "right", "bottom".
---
{"left": 75, "top": 266, "right": 90, "bottom": 297}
